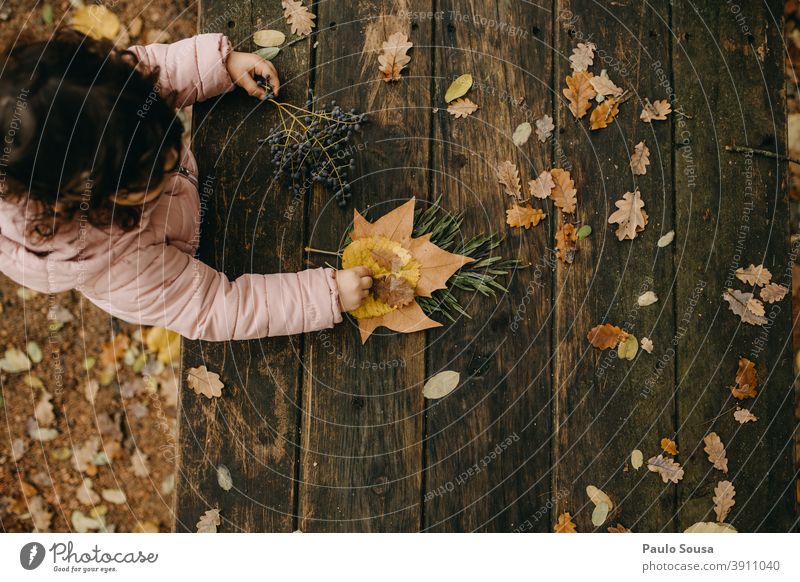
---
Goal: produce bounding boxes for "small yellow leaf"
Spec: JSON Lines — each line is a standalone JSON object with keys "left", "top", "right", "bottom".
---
{"left": 71, "top": 5, "right": 120, "bottom": 41}
{"left": 423, "top": 371, "right": 460, "bottom": 399}
{"left": 445, "top": 74, "right": 473, "bottom": 103}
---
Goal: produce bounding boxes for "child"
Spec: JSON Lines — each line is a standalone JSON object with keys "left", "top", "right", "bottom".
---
{"left": 0, "top": 31, "right": 372, "bottom": 341}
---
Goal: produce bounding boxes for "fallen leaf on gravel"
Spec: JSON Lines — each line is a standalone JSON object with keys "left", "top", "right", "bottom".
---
{"left": 131, "top": 450, "right": 150, "bottom": 478}
{"left": 587, "top": 323, "right": 628, "bottom": 349}
{"left": 723, "top": 288, "right": 768, "bottom": 325}
{"left": 647, "top": 454, "right": 684, "bottom": 483}
{"left": 550, "top": 168, "right": 577, "bottom": 213}
{"left": 76, "top": 478, "right": 101, "bottom": 505}
{"left": 760, "top": 282, "right": 788, "bottom": 303}
{"left": 423, "top": 370, "right": 460, "bottom": 399}
{"left": 512, "top": 122, "right": 532, "bottom": 146}
{"left": 713, "top": 480, "right": 735, "bottom": 523}
{"left": 660, "top": 437, "right": 678, "bottom": 455}
{"left": 535, "top": 115, "right": 554, "bottom": 141}
{"left": 445, "top": 74, "right": 473, "bottom": 103}
{"left": 735, "top": 264, "right": 772, "bottom": 286}
{"left": 70, "top": 5, "right": 120, "bottom": 40}
{"left": 733, "top": 407, "right": 758, "bottom": 424}
{"left": 554, "top": 512, "right": 577, "bottom": 533}
{"left": 529, "top": 171, "right": 555, "bottom": 199}
{"left": 34, "top": 390, "right": 55, "bottom": 427}
{"left": 197, "top": 508, "right": 221, "bottom": 533}
{"left": 555, "top": 223, "right": 577, "bottom": 263}
{"left": 29, "top": 495, "right": 52, "bottom": 531}
{"left": 101, "top": 488, "right": 127, "bottom": 505}
{"left": 608, "top": 190, "right": 648, "bottom": 241}
{"left": 11, "top": 438, "right": 27, "bottom": 461}
{"left": 563, "top": 71, "right": 596, "bottom": 119}
{"left": 447, "top": 98, "right": 478, "bottom": 118}
{"left": 703, "top": 432, "right": 728, "bottom": 474}
{"left": 0, "top": 348, "right": 31, "bottom": 373}
{"left": 589, "top": 97, "right": 619, "bottom": 130}
{"left": 497, "top": 160, "right": 522, "bottom": 200}
{"left": 282, "top": 0, "right": 315, "bottom": 37}
{"left": 506, "top": 205, "right": 546, "bottom": 229}
{"left": 630, "top": 141, "right": 650, "bottom": 175}
{"left": 378, "top": 32, "right": 413, "bottom": 82}
{"left": 186, "top": 366, "right": 224, "bottom": 399}
{"left": 640, "top": 99, "right": 672, "bottom": 122}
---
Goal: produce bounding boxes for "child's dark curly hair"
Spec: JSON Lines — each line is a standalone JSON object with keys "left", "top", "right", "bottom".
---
{"left": 0, "top": 29, "right": 183, "bottom": 240}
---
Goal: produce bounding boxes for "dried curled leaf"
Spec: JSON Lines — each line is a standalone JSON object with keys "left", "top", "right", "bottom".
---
{"left": 640, "top": 99, "right": 672, "bottom": 122}
{"left": 371, "top": 248, "right": 403, "bottom": 272}
{"left": 0, "top": 348, "right": 31, "bottom": 373}
{"left": 703, "top": 432, "right": 728, "bottom": 473}
{"left": 590, "top": 70, "right": 623, "bottom": 99}
{"left": 640, "top": 337, "right": 654, "bottom": 353}
{"left": 34, "top": 390, "right": 55, "bottom": 427}
{"left": 196, "top": 508, "right": 221, "bottom": 533}
{"left": 186, "top": 366, "right": 224, "bottom": 399}
{"left": 555, "top": 223, "right": 578, "bottom": 264}
{"left": 529, "top": 171, "right": 555, "bottom": 199}
{"left": 374, "top": 275, "right": 416, "bottom": 308}
{"left": 589, "top": 97, "right": 620, "bottom": 130}
{"left": 535, "top": 115, "right": 554, "bottom": 142}
{"left": 563, "top": 71, "right": 596, "bottom": 119}
{"left": 736, "top": 264, "right": 772, "bottom": 287}
{"left": 569, "top": 42, "right": 596, "bottom": 72}
{"left": 608, "top": 190, "right": 648, "bottom": 241}
{"left": 497, "top": 160, "right": 522, "bottom": 200}
{"left": 630, "top": 141, "right": 650, "bottom": 176}
{"left": 550, "top": 168, "right": 577, "bottom": 213}
{"left": 723, "top": 288, "right": 768, "bottom": 326}
{"left": 647, "top": 454, "right": 684, "bottom": 484}
{"left": 731, "top": 357, "right": 758, "bottom": 400}
{"left": 684, "top": 521, "right": 737, "bottom": 533}
{"left": 587, "top": 323, "right": 628, "bottom": 349}
{"left": 713, "top": 480, "right": 735, "bottom": 523}
{"left": 660, "top": 437, "right": 678, "bottom": 456}
{"left": 554, "top": 512, "right": 577, "bottom": 533}
{"left": 282, "top": 0, "right": 316, "bottom": 37}
{"left": 506, "top": 204, "right": 546, "bottom": 229}
{"left": 607, "top": 523, "right": 631, "bottom": 533}
{"left": 760, "top": 282, "right": 788, "bottom": 303}
{"left": 378, "top": 32, "right": 412, "bottom": 82}
{"left": 447, "top": 98, "right": 478, "bottom": 118}
{"left": 733, "top": 407, "right": 758, "bottom": 424}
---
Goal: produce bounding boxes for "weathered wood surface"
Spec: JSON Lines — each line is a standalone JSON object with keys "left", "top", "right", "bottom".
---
{"left": 179, "top": 0, "right": 796, "bottom": 532}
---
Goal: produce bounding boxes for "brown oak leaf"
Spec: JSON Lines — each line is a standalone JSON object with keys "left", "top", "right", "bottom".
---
{"left": 607, "top": 523, "right": 631, "bottom": 533}
{"left": 497, "top": 160, "right": 522, "bottom": 200}
{"left": 735, "top": 264, "right": 772, "bottom": 287}
{"left": 282, "top": 0, "right": 316, "bottom": 37}
{"left": 370, "top": 249, "right": 403, "bottom": 272}
{"left": 550, "top": 168, "right": 577, "bottom": 213}
{"left": 554, "top": 512, "right": 577, "bottom": 533}
{"left": 760, "top": 282, "right": 788, "bottom": 303}
{"left": 590, "top": 71, "right": 623, "bottom": 99}
{"left": 608, "top": 190, "right": 648, "bottom": 241}
{"left": 377, "top": 32, "right": 412, "bottom": 81}
{"left": 703, "top": 432, "right": 728, "bottom": 474}
{"left": 569, "top": 42, "right": 595, "bottom": 72}
{"left": 374, "top": 275, "right": 415, "bottom": 308}
{"left": 447, "top": 98, "right": 478, "bottom": 118}
{"left": 589, "top": 97, "right": 620, "bottom": 130}
{"left": 506, "top": 205, "right": 546, "bottom": 229}
{"left": 587, "top": 323, "right": 628, "bottom": 349}
{"left": 733, "top": 407, "right": 758, "bottom": 424}
{"left": 722, "top": 288, "right": 768, "bottom": 325}
{"left": 563, "top": 71, "right": 597, "bottom": 119}
{"left": 647, "top": 454, "right": 684, "bottom": 484}
{"left": 529, "top": 170, "right": 555, "bottom": 199}
{"left": 555, "top": 223, "right": 578, "bottom": 264}
{"left": 731, "top": 357, "right": 758, "bottom": 399}
{"left": 640, "top": 99, "right": 672, "bottom": 122}
{"left": 630, "top": 141, "right": 650, "bottom": 176}
{"left": 713, "top": 480, "right": 735, "bottom": 523}
{"left": 186, "top": 366, "right": 224, "bottom": 399}
{"left": 660, "top": 437, "right": 678, "bottom": 456}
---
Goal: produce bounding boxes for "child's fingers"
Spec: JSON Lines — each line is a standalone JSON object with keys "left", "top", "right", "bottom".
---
{"left": 361, "top": 289, "right": 369, "bottom": 298}
{"left": 360, "top": 276, "right": 372, "bottom": 289}
{"left": 351, "top": 266, "right": 371, "bottom": 278}
{"left": 237, "top": 73, "right": 266, "bottom": 100}
{"left": 253, "top": 59, "right": 280, "bottom": 95}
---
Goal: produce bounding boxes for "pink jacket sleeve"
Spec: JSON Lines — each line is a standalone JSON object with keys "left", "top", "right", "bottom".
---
{"left": 127, "top": 34, "right": 235, "bottom": 108}
{"left": 82, "top": 244, "right": 343, "bottom": 341}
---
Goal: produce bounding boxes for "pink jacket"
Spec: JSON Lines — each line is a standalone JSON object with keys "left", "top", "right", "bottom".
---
{"left": 0, "top": 34, "right": 342, "bottom": 340}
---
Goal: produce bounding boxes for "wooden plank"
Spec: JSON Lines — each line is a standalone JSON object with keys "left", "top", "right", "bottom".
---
{"left": 424, "top": 1, "right": 554, "bottom": 532}
{"left": 672, "top": 0, "right": 796, "bottom": 531}
{"left": 176, "top": 0, "right": 311, "bottom": 532}
{"left": 552, "top": 1, "right": 677, "bottom": 532}
{"left": 297, "top": 1, "right": 434, "bottom": 531}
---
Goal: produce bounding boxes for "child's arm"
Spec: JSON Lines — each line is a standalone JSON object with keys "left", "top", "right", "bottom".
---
{"left": 81, "top": 244, "right": 367, "bottom": 341}
{"left": 127, "top": 34, "right": 278, "bottom": 108}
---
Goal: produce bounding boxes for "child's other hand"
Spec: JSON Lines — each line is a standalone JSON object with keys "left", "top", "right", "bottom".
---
{"left": 336, "top": 267, "right": 372, "bottom": 312}
{"left": 226, "top": 51, "right": 280, "bottom": 100}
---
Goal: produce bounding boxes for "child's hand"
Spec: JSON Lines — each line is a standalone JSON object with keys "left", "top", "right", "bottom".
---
{"left": 336, "top": 267, "right": 372, "bottom": 312}
{"left": 225, "top": 51, "right": 280, "bottom": 100}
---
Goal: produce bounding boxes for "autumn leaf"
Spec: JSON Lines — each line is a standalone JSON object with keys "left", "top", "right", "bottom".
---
{"left": 589, "top": 97, "right": 620, "bottom": 130}
{"left": 660, "top": 437, "right": 679, "bottom": 456}
{"left": 0, "top": 347, "right": 31, "bottom": 373}
{"left": 444, "top": 74, "right": 473, "bottom": 103}
{"left": 722, "top": 288, "right": 768, "bottom": 325}
{"left": 554, "top": 512, "right": 577, "bottom": 533}
{"left": 590, "top": 70, "right": 623, "bottom": 99}
{"left": 374, "top": 275, "right": 415, "bottom": 308}
{"left": 512, "top": 122, "right": 532, "bottom": 146}
{"left": 569, "top": 42, "right": 596, "bottom": 72}
{"left": 713, "top": 480, "right": 735, "bottom": 523}
{"left": 282, "top": 0, "right": 316, "bottom": 37}
{"left": 640, "top": 337, "right": 654, "bottom": 353}
{"left": 731, "top": 358, "right": 758, "bottom": 400}
{"left": 735, "top": 264, "right": 772, "bottom": 286}
{"left": 563, "top": 71, "right": 597, "bottom": 119}
{"left": 529, "top": 171, "right": 555, "bottom": 199}
{"left": 186, "top": 366, "right": 224, "bottom": 399}
{"left": 422, "top": 370, "right": 460, "bottom": 399}
{"left": 506, "top": 205, "right": 546, "bottom": 229}
{"left": 733, "top": 407, "right": 758, "bottom": 424}
{"left": 550, "top": 168, "right": 577, "bottom": 213}
{"left": 587, "top": 323, "right": 628, "bottom": 349}
{"left": 535, "top": 115, "right": 554, "bottom": 142}
{"left": 556, "top": 223, "right": 578, "bottom": 264}
{"left": 34, "top": 390, "right": 55, "bottom": 427}
{"left": 684, "top": 522, "right": 737, "bottom": 533}
{"left": 196, "top": 508, "right": 221, "bottom": 533}
{"left": 100, "top": 333, "right": 130, "bottom": 367}
{"left": 703, "top": 432, "right": 729, "bottom": 474}
{"left": 145, "top": 327, "right": 181, "bottom": 365}
{"left": 617, "top": 335, "right": 638, "bottom": 360}
{"left": 630, "top": 141, "right": 650, "bottom": 176}
{"left": 647, "top": 454, "right": 685, "bottom": 484}
{"left": 607, "top": 523, "right": 631, "bottom": 533}
{"left": 253, "top": 30, "right": 286, "bottom": 48}
{"left": 371, "top": 249, "right": 403, "bottom": 272}
{"left": 640, "top": 99, "right": 672, "bottom": 122}
{"left": 71, "top": 5, "right": 120, "bottom": 41}
{"left": 447, "top": 98, "right": 478, "bottom": 118}
{"left": 378, "top": 32, "right": 412, "bottom": 82}
{"left": 608, "top": 190, "right": 648, "bottom": 241}
{"left": 497, "top": 160, "right": 522, "bottom": 200}
{"left": 760, "top": 282, "right": 788, "bottom": 303}
{"left": 586, "top": 485, "right": 613, "bottom": 510}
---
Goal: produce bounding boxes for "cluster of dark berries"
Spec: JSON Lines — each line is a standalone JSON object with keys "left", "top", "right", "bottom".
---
{"left": 258, "top": 87, "right": 367, "bottom": 206}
